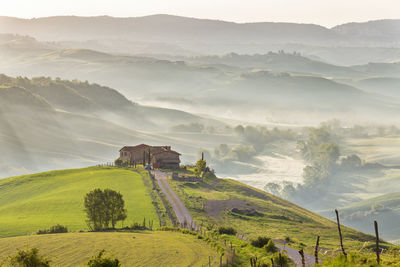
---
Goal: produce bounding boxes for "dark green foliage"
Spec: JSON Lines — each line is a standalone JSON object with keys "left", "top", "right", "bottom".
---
{"left": 84, "top": 189, "right": 127, "bottom": 231}
{"left": 37, "top": 224, "right": 68, "bottom": 235}
{"left": 194, "top": 159, "right": 206, "bottom": 176}
{"left": 10, "top": 248, "right": 50, "bottom": 267}
{"left": 114, "top": 159, "right": 122, "bottom": 167}
{"left": 218, "top": 226, "right": 237, "bottom": 235}
{"left": 264, "top": 240, "right": 278, "bottom": 253}
{"left": 129, "top": 222, "right": 147, "bottom": 230}
{"left": 250, "top": 236, "right": 270, "bottom": 248}
{"left": 272, "top": 252, "right": 290, "bottom": 266}
{"left": 87, "top": 250, "right": 120, "bottom": 267}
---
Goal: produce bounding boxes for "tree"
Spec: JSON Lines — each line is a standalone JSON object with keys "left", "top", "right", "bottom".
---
{"left": 84, "top": 189, "right": 127, "bottom": 231}
{"left": 104, "top": 189, "right": 127, "bottom": 228}
{"left": 87, "top": 250, "right": 120, "bottom": 267}
{"left": 10, "top": 248, "right": 50, "bottom": 267}
{"left": 84, "top": 189, "right": 106, "bottom": 231}
{"left": 341, "top": 154, "right": 362, "bottom": 170}
{"left": 194, "top": 159, "right": 206, "bottom": 176}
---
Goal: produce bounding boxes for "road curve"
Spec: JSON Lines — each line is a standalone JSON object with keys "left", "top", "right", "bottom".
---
{"left": 151, "top": 170, "right": 197, "bottom": 229}
{"left": 276, "top": 244, "right": 316, "bottom": 267}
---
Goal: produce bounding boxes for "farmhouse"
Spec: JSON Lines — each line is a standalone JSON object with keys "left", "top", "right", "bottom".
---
{"left": 119, "top": 144, "right": 181, "bottom": 169}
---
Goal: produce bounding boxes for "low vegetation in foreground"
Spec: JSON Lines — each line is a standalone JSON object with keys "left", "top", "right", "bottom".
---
{"left": 0, "top": 232, "right": 220, "bottom": 266}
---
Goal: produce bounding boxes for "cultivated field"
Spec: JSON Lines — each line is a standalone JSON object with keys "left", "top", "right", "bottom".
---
{"left": 0, "top": 231, "right": 220, "bottom": 266}
{"left": 0, "top": 167, "right": 158, "bottom": 237}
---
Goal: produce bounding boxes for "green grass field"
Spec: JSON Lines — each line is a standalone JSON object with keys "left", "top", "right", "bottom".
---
{"left": 168, "top": 171, "right": 378, "bottom": 251}
{"left": 0, "top": 231, "right": 220, "bottom": 266}
{"left": 0, "top": 167, "right": 158, "bottom": 237}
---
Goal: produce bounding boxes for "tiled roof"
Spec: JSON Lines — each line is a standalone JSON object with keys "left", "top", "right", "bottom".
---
{"left": 119, "top": 144, "right": 150, "bottom": 152}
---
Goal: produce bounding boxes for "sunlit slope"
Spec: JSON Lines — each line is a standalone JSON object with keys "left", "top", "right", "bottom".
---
{"left": 0, "top": 232, "right": 220, "bottom": 267}
{"left": 170, "top": 172, "right": 377, "bottom": 249}
{"left": 338, "top": 191, "right": 400, "bottom": 241}
{"left": 0, "top": 167, "right": 158, "bottom": 237}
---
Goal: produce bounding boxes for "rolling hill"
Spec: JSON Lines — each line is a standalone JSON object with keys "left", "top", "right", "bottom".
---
{"left": 2, "top": 43, "right": 399, "bottom": 126}
{"left": 0, "top": 166, "right": 379, "bottom": 251}
{"left": 1, "top": 15, "right": 399, "bottom": 49}
{"left": 336, "top": 191, "right": 400, "bottom": 241}
{"left": 0, "top": 167, "right": 159, "bottom": 237}
{"left": 0, "top": 74, "right": 224, "bottom": 178}
{"left": 167, "top": 170, "right": 377, "bottom": 250}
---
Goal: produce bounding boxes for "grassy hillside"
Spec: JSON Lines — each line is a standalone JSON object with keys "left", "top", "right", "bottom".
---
{"left": 0, "top": 167, "right": 158, "bottom": 237}
{"left": 168, "top": 171, "right": 377, "bottom": 250}
{"left": 338, "top": 191, "right": 400, "bottom": 241}
{"left": 0, "top": 231, "right": 220, "bottom": 266}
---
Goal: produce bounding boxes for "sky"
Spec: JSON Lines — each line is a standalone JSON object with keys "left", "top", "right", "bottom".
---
{"left": 1, "top": 0, "right": 399, "bottom": 27}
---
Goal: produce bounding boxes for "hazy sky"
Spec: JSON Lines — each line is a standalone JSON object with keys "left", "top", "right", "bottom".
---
{"left": 2, "top": 0, "right": 399, "bottom": 27}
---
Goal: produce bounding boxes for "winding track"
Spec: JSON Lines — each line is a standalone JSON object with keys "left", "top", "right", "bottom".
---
{"left": 152, "top": 170, "right": 316, "bottom": 266}
{"left": 151, "top": 170, "right": 197, "bottom": 229}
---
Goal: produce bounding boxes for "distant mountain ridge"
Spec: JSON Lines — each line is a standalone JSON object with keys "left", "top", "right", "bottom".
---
{"left": 0, "top": 15, "right": 399, "bottom": 47}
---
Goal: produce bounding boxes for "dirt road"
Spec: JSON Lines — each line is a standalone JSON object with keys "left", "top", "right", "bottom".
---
{"left": 151, "top": 170, "right": 197, "bottom": 229}
{"left": 275, "top": 244, "right": 317, "bottom": 266}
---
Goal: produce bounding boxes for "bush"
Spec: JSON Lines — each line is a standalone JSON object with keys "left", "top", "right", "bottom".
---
{"left": 264, "top": 240, "right": 278, "bottom": 253}
{"left": 130, "top": 222, "right": 147, "bottom": 230}
{"left": 272, "top": 252, "right": 290, "bottom": 267}
{"left": 218, "top": 226, "right": 237, "bottom": 236}
{"left": 114, "top": 158, "right": 123, "bottom": 167}
{"left": 37, "top": 224, "right": 68, "bottom": 235}
{"left": 87, "top": 250, "right": 120, "bottom": 267}
{"left": 10, "top": 248, "right": 50, "bottom": 267}
{"left": 251, "top": 236, "right": 270, "bottom": 248}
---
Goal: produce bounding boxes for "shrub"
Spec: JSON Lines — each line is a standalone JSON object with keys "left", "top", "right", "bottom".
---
{"left": 114, "top": 158, "right": 123, "bottom": 167}
{"left": 10, "top": 248, "right": 50, "bottom": 267}
{"left": 130, "top": 223, "right": 147, "bottom": 230}
{"left": 37, "top": 224, "right": 68, "bottom": 235}
{"left": 272, "top": 252, "right": 290, "bottom": 267}
{"left": 218, "top": 226, "right": 237, "bottom": 236}
{"left": 264, "top": 240, "right": 278, "bottom": 253}
{"left": 87, "top": 250, "right": 120, "bottom": 267}
{"left": 251, "top": 236, "right": 270, "bottom": 248}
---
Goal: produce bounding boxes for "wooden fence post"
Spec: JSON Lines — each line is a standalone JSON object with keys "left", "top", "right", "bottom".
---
{"left": 335, "top": 209, "right": 347, "bottom": 258}
{"left": 299, "top": 249, "right": 305, "bottom": 267}
{"left": 315, "top": 235, "right": 320, "bottom": 264}
{"left": 374, "top": 220, "right": 380, "bottom": 264}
